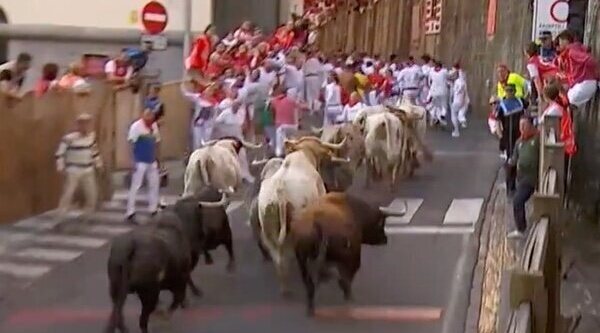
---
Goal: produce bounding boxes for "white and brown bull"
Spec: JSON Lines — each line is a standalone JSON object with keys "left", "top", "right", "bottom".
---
{"left": 182, "top": 138, "right": 262, "bottom": 197}
{"left": 255, "top": 137, "right": 349, "bottom": 295}
{"left": 311, "top": 123, "right": 365, "bottom": 191}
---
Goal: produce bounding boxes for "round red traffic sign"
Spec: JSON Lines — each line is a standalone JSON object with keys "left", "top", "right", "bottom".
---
{"left": 550, "top": 0, "right": 569, "bottom": 23}
{"left": 141, "top": 1, "right": 168, "bottom": 35}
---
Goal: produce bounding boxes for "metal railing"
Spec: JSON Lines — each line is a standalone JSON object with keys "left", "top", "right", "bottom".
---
{"left": 505, "top": 114, "right": 567, "bottom": 333}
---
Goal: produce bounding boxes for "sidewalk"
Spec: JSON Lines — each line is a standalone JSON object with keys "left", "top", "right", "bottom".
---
{"left": 562, "top": 218, "right": 600, "bottom": 332}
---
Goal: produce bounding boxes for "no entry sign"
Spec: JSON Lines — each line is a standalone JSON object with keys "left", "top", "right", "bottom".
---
{"left": 531, "top": 0, "right": 569, "bottom": 41}
{"left": 141, "top": 1, "right": 168, "bottom": 35}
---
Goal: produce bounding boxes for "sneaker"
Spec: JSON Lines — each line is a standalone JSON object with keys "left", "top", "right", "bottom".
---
{"left": 451, "top": 130, "right": 460, "bottom": 138}
{"left": 507, "top": 230, "right": 525, "bottom": 239}
{"left": 126, "top": 214, "right": 139, "bottom": 225}
{"left": 500, "top": 151, "right": 507, "bottom": 161}
{"left": 461, "top": 121, "right": 467, "bottom": 128}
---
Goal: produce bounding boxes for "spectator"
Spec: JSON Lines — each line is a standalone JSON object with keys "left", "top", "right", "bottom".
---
{"left": 508, "top": 116, "right": 540, "bottom": 239}
{"left": 555, "top": 29, "right": 599, "bottom": 109}
{"left": 525, "top": 42, "right": 558, "bottom": 104}
{"left": 104, "top": 50, "right": 134, "bottom": 90}
{"left": 55, "top": 113, "right": 102, "bottom": 220}
{"left": 0, "top": 69, "right": 22, "bottom": 100}
{"left": 144, "top": 84, "right": 165, "bottom": 122}
{"left": 126, "top": 109, "right": 161, "bottom": 224}
{"left": 495, "top": 83, "right": 529, "bottom": 195}
{"left": 496, "top": 64, "right": 528, "bottom": 99}
{"left": 186, "top": 24, "right": 218, "bottom": 74}
{"left": 270, "top": 84, "right": 308, "bottom": 157}
{"left": 58, "top": 62, "right": 91, "bottom": 94}
{"left": 538, "top": 30, "right": 557, "bottom": 63}
{"left": 34, "top": 63, "right": 59, "bottom": 97}
{"left": 0, "top": 52, "right": 32, "bottom": 90}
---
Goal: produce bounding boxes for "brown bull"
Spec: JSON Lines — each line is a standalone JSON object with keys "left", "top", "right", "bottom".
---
{"left": 292, "top": 192, "right": 406, "bottom": 315}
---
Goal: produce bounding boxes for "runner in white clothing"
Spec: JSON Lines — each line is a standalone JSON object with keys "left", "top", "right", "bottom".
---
{"left": 449, "top": 69, "right": 467, "bottom": 137}
{"left": 396, "top": 56, "right": 423, "bottom": 104}
{"left": 428, "top": 60, "right": 450, "bottom": 126}
{"left": 323, "top": 72, "right": 343, "bottom": 126}
{"left": 303, "top": 51, "right": 323, "bottom": 112}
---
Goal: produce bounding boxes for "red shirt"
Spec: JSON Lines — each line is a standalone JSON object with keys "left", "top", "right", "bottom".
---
{"left": 271, "top": 94, "right": 301, "bottom": 127}
{"left": 34, "top": 79, "right": 52, "bottom": 97}
{"left": 186, "top": 34, "right": 213, "bottom": 71}
{"left": 544, "top": 98, "right": 576, "bottom": 156}
{"left": 558, "top": 42, "right": 599, "bottom": 87}
{"left": 527, "top": 55, "right": 559, "bottom": 88}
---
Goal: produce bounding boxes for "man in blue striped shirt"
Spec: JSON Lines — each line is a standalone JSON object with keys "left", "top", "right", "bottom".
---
{"left": 126, "top": 109, "right": 161, "bottom": 224}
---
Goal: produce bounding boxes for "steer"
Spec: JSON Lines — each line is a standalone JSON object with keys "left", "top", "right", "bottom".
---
{"left": 292, "top": 192, "right": 407, "bottom": 315}
{"left": 311, "top": 124, "right": 365, "bottom": 192}
{"left": 363, "top": 112, "right": 405, "bottom": 190}
{"left": 183, "top": 137, "right": 262, "bottom": 197}
{"left": 105, "top": 194, "right": 228, "bottom": 333}
{"left": 256, "top": 137, "right": 348, "bottom": 295}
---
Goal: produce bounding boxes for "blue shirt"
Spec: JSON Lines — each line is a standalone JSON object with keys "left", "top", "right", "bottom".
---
{"left": 496, "top": 98, "right": 525, "bottom": 116}
{"left": 128, "top": 119, "right": 161, "bottom": 163}
{"left": 540, "top": 47, "right": 556, "bottom": 63}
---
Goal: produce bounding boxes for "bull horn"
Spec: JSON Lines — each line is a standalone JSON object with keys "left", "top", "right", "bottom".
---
{"left": 198, "top": 193, "right": 229, "bottom": 208}
{"left": 311, "top": 126, "right": 324, "bottom": 135}
{"left": 379, "top": 200, "right": 408, "bottom": 217}
{"left": 241, "top": 139, "right": 263, "bottom": 149}
{"left": 320, "top": 136, "right": 347, "bottom": 150}
{"left": 331, "top": 156, "right": 350, "bottom": 163}
{"left": 251, "top": 158, "right": 269, "bottom": 166}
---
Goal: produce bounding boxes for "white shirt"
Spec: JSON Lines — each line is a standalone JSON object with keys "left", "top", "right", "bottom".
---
{"left": 324, "top": 82, "right": 342, "bottom": 111}
{"left": 339, "top": 102, "right": 366, "bottom": 123}
{"left": 303, "top": 57, "right": 322, "bottom": 76}
{"left": 258, "top": 67, "right": 277, "bottom": 93}
{"left": 104, "top": 60, "right": 133, "bottom": 79}
{"left": 452, "top": 77, "right": 467, "bottom": 106}
{"left": 55, "top": 132, "right": 102, "bottom": 172}
{"left": 397, "top": 64, "right": 423, "bottom": 90}
{"left": 284, "top": 64, "right": 304, "bottom": 91}
{"left": 429, "top": 68, "right": 450, "bottom": 97}
{"left": 526, "top": 63, "right": 539, "bottom": 79}
{"left": 0, "top": 60, "right": 26, "bottom": 88}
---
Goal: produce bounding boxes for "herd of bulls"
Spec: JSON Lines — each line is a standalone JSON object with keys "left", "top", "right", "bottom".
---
{"left": 105, "top": 100, "right": 434, "bottom": 333}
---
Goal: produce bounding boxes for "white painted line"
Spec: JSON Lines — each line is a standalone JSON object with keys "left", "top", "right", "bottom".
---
{"left": 35, "top": 234, "right": 108, "bottom": 248}
{"left": 14, "top": 247, "right": 83, "bottom": 262}
{"left": 0, "top": 230, "right": 34, "bottom": 244}
{"left": 0, "top": 262, "right": 51, "bottom": 278}
{"left": 14, "top": 218, "right": 60, "bottom": 231}
{"left": 443, "top": 198, "right": 484, "bottom": 225}
{"left": 385, "top": 198, "right": 423, "bottom": 225}
{"left": 111, "top": 192, "right": 179, "bottom": 205}
{"left": 385, "top": 226, "right": 474, "bottom": 235}
{"left": 87, "top": 225, "right": 132, "bottom": 236}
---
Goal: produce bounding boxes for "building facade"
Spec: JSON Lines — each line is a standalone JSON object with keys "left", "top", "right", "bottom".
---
{"left": 0, "top": 0, "right": 299, "bottom": 88}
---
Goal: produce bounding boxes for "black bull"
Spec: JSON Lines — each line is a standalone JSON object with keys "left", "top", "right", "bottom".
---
{"left": 105, "top": 188, "right": 233, "bottom": 333}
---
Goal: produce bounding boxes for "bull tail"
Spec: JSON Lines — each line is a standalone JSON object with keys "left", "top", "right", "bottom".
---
{"left": 312, "top": 222, "right": 330, "bottom": 283}
{"left": 106, "top": 237, "right": 135, "bottom": 331}
{"left": 384, "top": 115, "right": 394, "bottom": 162}
{"left": 276, "top": 161, "right": 290, "bottom": 245}
{"left": 201, "top": 155, "right": 213, "bottom": 187}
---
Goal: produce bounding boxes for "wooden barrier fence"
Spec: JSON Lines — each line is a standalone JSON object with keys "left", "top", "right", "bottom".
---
{"left": 0, "top": 80, "right": 192, "bottom": 224}
{"left": 505, "top": 114, "right": 574, "bottom": 333}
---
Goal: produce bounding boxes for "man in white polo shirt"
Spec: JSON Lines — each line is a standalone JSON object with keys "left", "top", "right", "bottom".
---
{"left": 126, "top": 109, "right": 161, "bottom": 224}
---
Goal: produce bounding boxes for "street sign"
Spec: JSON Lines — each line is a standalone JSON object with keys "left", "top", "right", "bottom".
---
{"left": 140, "top": 34, "right": 168, "bottom": 51}
{"left": 531, "top": 0, "right": 569, "bottom": 41}
{"left": 141, "top": 1, "right": 168, "bottom": 35}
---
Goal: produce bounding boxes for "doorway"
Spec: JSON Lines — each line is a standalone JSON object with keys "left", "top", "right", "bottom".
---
{"left": 0, "top": 7, "right": 7, "bottom": 63}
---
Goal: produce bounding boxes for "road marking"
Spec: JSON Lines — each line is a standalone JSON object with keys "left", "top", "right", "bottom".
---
{"left": 443, "top": 198, "right": 484, "bottom": 225}
{"left": 111, "top": 191, "right": 179, "bottom": 205}
{"left": 13, "top": 247, "right": 83, "bottom": 262}
{"left": 434, "top": 151, "right": 499, "bottom": 157}
{"left": 34, "top": 234, "right": 108, "bottom": 248}
{"left": 0, "top": 262, "right": 51, "bottom": 278}
{"left": 87, "top": 225, "right": 132, "bottom": 236}
{"left": 385, "top": 226, "right": 474, "bottom": 235}
{"left": 315, "top": 306, "right": 443, "bottom": 322}
{"left": 0, "top": 230, "right": 34, "bottom": 244}
{"left": 13, "top": 217, "right": 60, "bottom": 231}
{"left": 385, "top": 198, "right": 423, "bottom": 225}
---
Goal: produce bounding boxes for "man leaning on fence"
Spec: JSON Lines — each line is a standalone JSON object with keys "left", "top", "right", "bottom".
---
{"left": 55, "top": 113, "right": 102, "bottom": 220}
{"left": 508, "top": 116, "right": 540, "bottom": 239}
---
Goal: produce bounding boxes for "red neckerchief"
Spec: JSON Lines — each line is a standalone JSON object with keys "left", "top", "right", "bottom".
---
{"left": 521, "top": 128, "right": 538, "bottom": 140}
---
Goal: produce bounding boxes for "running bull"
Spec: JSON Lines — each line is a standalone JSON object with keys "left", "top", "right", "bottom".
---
{"left": 292, "top": 192, "right": 407, "bottom": 315}
{"left": 105, "top": 194, "right": 228, "bottom": 333}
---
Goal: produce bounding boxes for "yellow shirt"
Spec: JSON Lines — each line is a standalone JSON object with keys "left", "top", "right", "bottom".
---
{"left": 354, "top": 73, "right": 369, "bottom": 97}
{"left": 497, "top": 72, "right": 528, "bottom": 99}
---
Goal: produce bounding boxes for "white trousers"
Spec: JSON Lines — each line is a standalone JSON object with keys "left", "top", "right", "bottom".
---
{"left": 324, "top": 106, "right": 343, "bottom": 126}
{"left": 275, "top": 124, "right": 298, "bottom": 157}
{"left": 450, "top": 102, "right": 466, "bottom": 132}
{"left": 402, "top": 89, "right": 419, "bottom": 105}
{"left": 568, "top": 80, "right": 598, "bottom": 108}
{"left": 126, "top": 162, "right": 160, "bottom": 216}
{"left": 238, "top": 147, "right": 254, "bottom": 182}
{"left": 430, "top": 95, "right": 448, "bottom": 121}
{"left": 192, "top": 120, "right": 214, "bottom": 150}
{"left": 305, "top": 76, "right": 321, "bottom": 111}
{"left": 57, "top": 169, "right": 98, "bottom": 216}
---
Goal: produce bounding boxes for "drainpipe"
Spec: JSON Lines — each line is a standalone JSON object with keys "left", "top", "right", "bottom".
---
{"left": 182, "top": 0, "right": 192, "bottom": 66}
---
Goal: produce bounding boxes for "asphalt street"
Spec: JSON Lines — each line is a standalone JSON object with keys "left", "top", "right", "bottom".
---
{"left": 0, "top": 117, "right": 500, "bottom": 333}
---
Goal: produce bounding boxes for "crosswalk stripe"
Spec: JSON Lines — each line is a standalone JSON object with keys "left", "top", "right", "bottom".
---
{"left": 87, "top": 225, "right": 132, "bottom": 236}
{"left": 111, "top": 191, "right": 180, "bottom": 205}
{"left": 0, "top": 230, "right": 34, "bottom": 244}
{"left": 13, "top": 247, "right": 83, "bottom": 262}
{"left": 0, "top": 262, "right": 51, "bottom": 278}
{"left": 385, "top": 226, "right": 475, "bottom": 235}
{"left": 385, "top": 198, "right": 423, "bottom": 225}
{"left": 443, "top": 198, "right": 484, "bottom": 225}
{"left": 13, "top": 218, "right": 60, "bottom": 231}
{"left": 34, "top": 234, "right": 108, "bottom": 248}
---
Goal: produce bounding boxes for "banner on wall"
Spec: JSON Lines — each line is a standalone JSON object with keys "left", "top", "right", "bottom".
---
{"left": 424, "top": 0, "right": 442, "bottom": 35}
{"left": 532, "top": 0, "right": 569, "bottom": 40}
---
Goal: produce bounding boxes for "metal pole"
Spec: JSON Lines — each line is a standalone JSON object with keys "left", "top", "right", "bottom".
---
{"left": 182, "top": 0, "right": 192, "bottom": 65}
